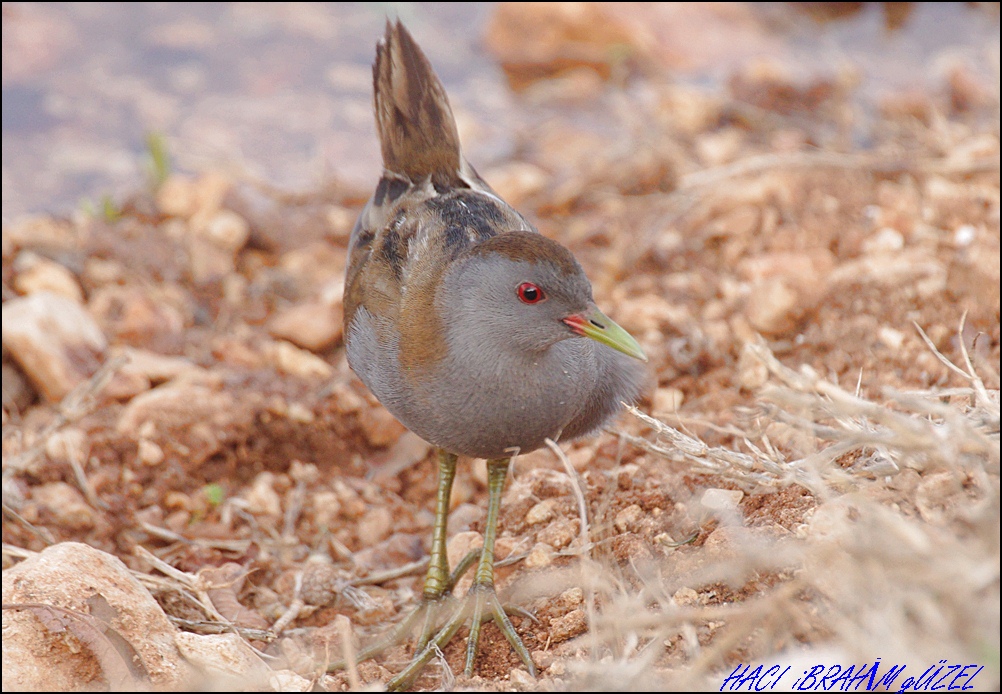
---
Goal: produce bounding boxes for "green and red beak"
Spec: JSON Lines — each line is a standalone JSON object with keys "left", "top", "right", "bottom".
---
{"left": 563, "top": 305, "right": 647, "bottom": 362}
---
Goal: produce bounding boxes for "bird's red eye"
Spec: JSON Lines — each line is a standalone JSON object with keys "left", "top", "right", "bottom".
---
{"left": 517, "top": 282, "right": 545, "bottom": 304}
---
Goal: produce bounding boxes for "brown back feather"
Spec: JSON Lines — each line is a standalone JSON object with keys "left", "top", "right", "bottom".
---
{"left": 374, "top": 20, "right": 462, "bottom": 186}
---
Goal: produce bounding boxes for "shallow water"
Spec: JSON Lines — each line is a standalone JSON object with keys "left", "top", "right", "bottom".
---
{"left": 2, "top": 2, "right": 997, "bottom": 219}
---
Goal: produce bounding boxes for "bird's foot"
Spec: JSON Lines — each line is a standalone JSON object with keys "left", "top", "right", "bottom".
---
{"left": 386, "top": 582, "right": 537, "bottom": 691}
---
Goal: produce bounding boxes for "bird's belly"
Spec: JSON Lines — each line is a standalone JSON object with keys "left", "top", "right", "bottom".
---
{"left": 347, "top": 308, "right": 611, "bottom": 460}
{"left": 409, "top": 342, "right": 596, "bottom": 459}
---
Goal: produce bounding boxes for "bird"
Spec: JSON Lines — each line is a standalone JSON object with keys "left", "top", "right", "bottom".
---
{"left": 337, "top": 19, "right": 647, "bottom": 689}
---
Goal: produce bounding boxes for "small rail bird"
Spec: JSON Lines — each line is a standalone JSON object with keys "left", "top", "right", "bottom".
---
{"left": 339, "top": 19, "right": 647, "bottom": 689}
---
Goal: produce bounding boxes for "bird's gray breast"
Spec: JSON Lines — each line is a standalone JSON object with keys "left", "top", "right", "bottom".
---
{"left": 424, "top": 336, "right": 600, "bottom": 459}
{"left": 346, "top": 306, "right": 641, "bottom": 460}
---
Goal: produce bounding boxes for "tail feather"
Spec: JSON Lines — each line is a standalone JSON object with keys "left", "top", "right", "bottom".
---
{"left": 374, "top": 20, "right": 462, "bottom": 185}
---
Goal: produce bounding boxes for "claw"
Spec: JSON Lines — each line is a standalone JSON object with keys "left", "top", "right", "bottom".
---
{"left": 329, "top": 454, "right": 537, "bottom": 690}
{"left": 386, "top": 584, "right": 536, "bottom": 691}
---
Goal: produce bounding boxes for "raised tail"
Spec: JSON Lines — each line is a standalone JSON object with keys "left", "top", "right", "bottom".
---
{"left": 373, "top": 20, "right": 462, "bottom": 186}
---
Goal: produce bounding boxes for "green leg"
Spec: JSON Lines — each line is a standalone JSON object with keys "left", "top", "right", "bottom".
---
{"left": 387, "top": 457, "right": 536, "bottom": 690}
{"left": 328, "top": 450, "right": 462, "bottom": 669}
{"left": 415, "top": 449, "right": 457, "bottom": 650}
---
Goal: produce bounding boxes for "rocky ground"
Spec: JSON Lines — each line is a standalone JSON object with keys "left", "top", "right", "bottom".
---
{"left": 3, "top": 3, "right": 1000, "bottom": 692}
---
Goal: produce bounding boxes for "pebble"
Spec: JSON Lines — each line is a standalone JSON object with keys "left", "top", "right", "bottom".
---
{"left": 526, "top": 498, "right": 559, "bottom": 525}
{"left": 2, "top": 291, "right": 107, "bottom": 401}
{"left": 536, "top": 518, "right": 578, "bottom": 550}
{"left": 244, "top": 472, "right": 283, "bottom": 518}
{"left": 614, "top": 503, "right": 644, "bottom": 533}
{"left": 745, "top": 277, "right": 799, "bottom": 335}
{"left": 32, "top": 482, "right": 97, "bottom": 531}
{"left": 12, "top": 251, "right": 84, "bottom": 302}
{"left": 525, "top": 542, "right": 554, "bottom": 569}
{"left": 2, "top": 542, "right": 196, "bottom": 690}
{"left": 700, "top": 488, "right": 744, "bottom": 511}
{"left": 267, "top": 339, "right": 334, "bottom": 379}
{"left": 356, "top": 506, "right": 393, "bottom": 545}
{"left": 356, "top": 405, "right": 406, "bottom": 448}
{"left": 509, "top": 667, "right": 537, "bottom": 689}
{"left": 268, "top": 299, "right": 344, "bottom": 352}
{"left": 137, "top": 438, "right": 165, "bottom": 466}
{"left": 672, "top": 586, "right": 700, "bottom": 606}
{"left": 201, "top": 209, "right": 249, "bottom": 252}
{"left": 651, "top": 387, "right": 684, "bottom": 413}
{"left": 548, "top": 608, "right": 587, "bottom": 642}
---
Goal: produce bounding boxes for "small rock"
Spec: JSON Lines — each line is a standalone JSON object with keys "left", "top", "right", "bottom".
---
{"left": 200, "top": 210, "right": 249, "bottom": 252}
{"left": 352, "top": 592, "right": 397, "bottom": 626}
{"left": 2, "top": 360, "right": 36, "bottom": 412}
{"left": 357, "top": 506, "right": 393, "bottom": 545}
{"left": 2, "top": 291, "right": 107, "bottom": 401}
{"left": 485, "top": 3, "right": 637, "bottom": 89}
{"left": 330, "top": 381, "right": 364, "bottom": 414}
{"left": 446, "top": 502, "right": 484, "bottom": 533}
{"left": 43, "top": 427, "right": 88, "bottom": 465}
{"left": 536, "top": 518, "right": 578, "bottom": 550}
{"left": 739, "top": 250, "right": 834, "bottom": 335}
{"left": 174, "top": 632, "right": 270, "bottom": 687}
{"left": 509, "top": 667, "right": 537, "bottom": 689}
{"left": 707, "top": 203, "right": 760, "bottom": 238}
{"left": 4, "top": 216, "right": 77, "bottom": 255}
{"left": 2, "top": 542, "right": 195, "bottom": 690}
{"left": 736, "top": 340, "right": 769, "bottom": 390}
{"left": 526, "top": 498, "right": 559, "bottom": 525}
{"left": 13, "top": 251, "right": 83, "bottom": 301}
{"left": 531, "top": 649, "right": 554, "bottom": 671}
{"left": 862, "top": 227, "right": 905, "bottom": 254}
{"left": 268, "top": 670, "right": 313, "bottom": 692}
{"left": 375, "top": 431, "right": 431, "bottom": 476}
{"left": 556, "top": 587, "right": 584, "bottom": 609}
{"left": 651, "top": 387, "right": 684, "bottom": 413}
{"left": 672, "top": 586, "right": 700, "bottom": 606}
{"left": 356, "top": 405, "right": 406, "bottom": 448}
{"left": 745, "top": 277, "right": 799, "bottom": 335}
{"left": 325, "top": 205, "right": 356, "bottom": 240}
{"left": 524, "top": 542, "right": 554, "bottom": 570}
{"left": 614, "top": 503, "right": 644, "bottom": 533}
{"left": 137, "top": 438, "right": 165, "bottom": 466}
{"left": 700, "top": 488, "right": 744, "bottom": 511}
{"left": 269, "top": 299, "right": 344, "bottom": 352}
{"left": 310, "top": 491, "right": 341, "bottom": 528}
{"left": 447, "top": 530, "right": 484, "bottom": 569}
{"left": 566, "top": 444, "right": 596, "bottom": 471}
{"left": 187, "top": 236, "right": 237, "bottom": 284}
{"left": 116, "top": 379, "right": 250, "bottom": 465}
{"left": 696, "top": 127, "right": 745, "bottom": 167}
{"left": 549, "top": 607, "right": 587, "bottom": 643}
{"left": 244, "top": 472, "right": 283, "bottom": 518}
{"left": 878, "top": 326, "right": 905, "bottom": 351}
{"left": 32, "top": 482, "right": 97, "bottom": 531}
{"left": 115, "top": 346, "right": 202, "bottom": 385}
{"left": 156, "top": 174, "right": 199, "bottom": 217}
{"left": 267, "top": 340, "right": 334, "bottom": 379}
{"left": 287, "top": 402, "right": 315, "bottom": 423}
{"left": 352, "top": 533, "right": 425, "bottom": 576}
{"left": 702, "top": 526, "right": 755, "bottom": 558}
{"left": 333, "top": 481, "right": 365, "bottom": 519}
{"left": 88, "top": 285, "right": 187, "bottom": 351}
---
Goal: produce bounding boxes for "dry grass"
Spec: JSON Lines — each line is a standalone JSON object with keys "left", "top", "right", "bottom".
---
{"left": 561, "top": 331, "right": 1000, "bottom": 690}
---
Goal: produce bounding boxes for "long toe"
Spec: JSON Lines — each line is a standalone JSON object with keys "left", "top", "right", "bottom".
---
{"left": 328, "top": 596, "right": 453, "bottom": 674}
{"left": 385, "top": 584, "right": 536, "bottom": 690}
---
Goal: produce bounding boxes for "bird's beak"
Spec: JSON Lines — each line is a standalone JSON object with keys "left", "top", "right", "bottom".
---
{"left": 563, "top": 305, "right": 647, "bottom": 362}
